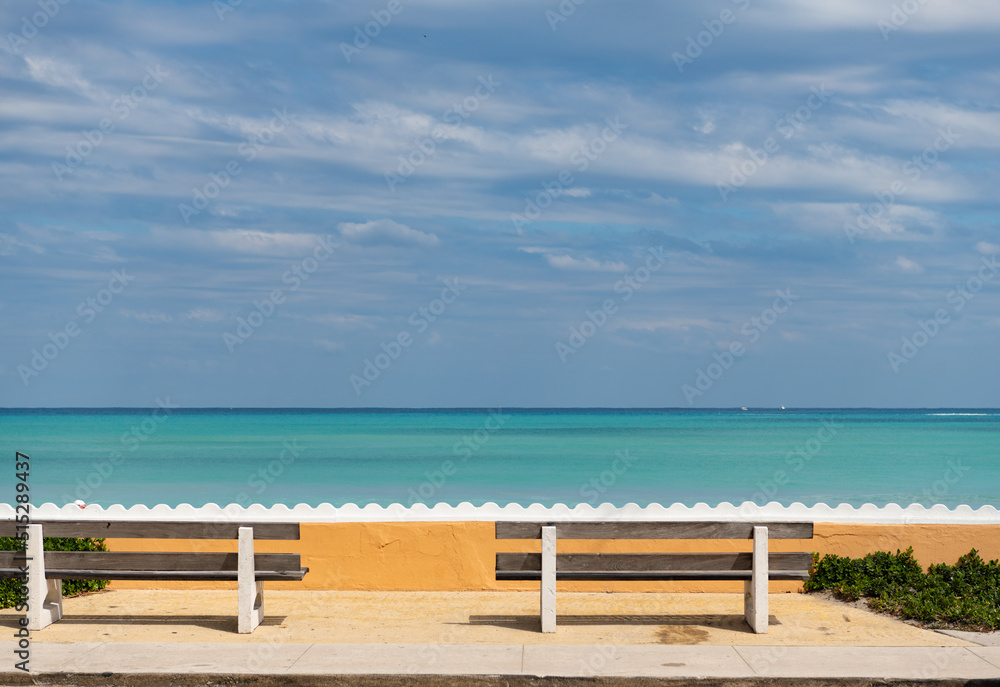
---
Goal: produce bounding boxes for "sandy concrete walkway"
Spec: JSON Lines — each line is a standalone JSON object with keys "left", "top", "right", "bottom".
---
{"left": 0, "top": 589, "right": 976, "bottom": 647}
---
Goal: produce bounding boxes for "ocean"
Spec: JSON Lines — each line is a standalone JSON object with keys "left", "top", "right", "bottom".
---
{"left": 1, "top": 408, "right": 997, "bottom": 509}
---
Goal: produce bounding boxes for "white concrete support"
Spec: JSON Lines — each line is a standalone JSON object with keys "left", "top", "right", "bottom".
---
{"left": 26, "top": 523, "right": 62, "bottom": 631}
{"left": 540, "top": 525, "right": 556, "bottom": 633}
{"left": 237, "top": 526, "right": 263, "bottom": 634}
{"left": 744, "top": 525, "right": 768, "bottom": 633}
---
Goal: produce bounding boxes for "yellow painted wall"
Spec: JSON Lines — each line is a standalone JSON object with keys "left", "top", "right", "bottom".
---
{"left": 104, "top": 521, "right": 1000, "bottom": 593}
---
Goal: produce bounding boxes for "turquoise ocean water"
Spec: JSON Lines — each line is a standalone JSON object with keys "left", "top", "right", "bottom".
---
{"left": 1, "top": 408, "right": 997, "bottom": 509}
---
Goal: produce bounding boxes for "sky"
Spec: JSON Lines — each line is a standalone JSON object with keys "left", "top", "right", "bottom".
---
{"left": 0, "top": 0, "right": 998, "bottom": 408}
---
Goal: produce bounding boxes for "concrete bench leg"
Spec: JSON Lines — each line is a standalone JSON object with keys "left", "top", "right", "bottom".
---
{"left": 238, "top": 526, "right": 263, "bottom": 634}
{"left": 541, "top": 525, "right": 556, "bottom": 633}
{"left": 744, "top": 525, "right": 768, "bottom": 633}
{"left": 27, "top": 524, "right": 62, "bottom": 631}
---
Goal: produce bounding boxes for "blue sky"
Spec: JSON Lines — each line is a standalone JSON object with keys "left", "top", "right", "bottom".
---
{"left": 1, "top": 0, "right": 998, "bottom": 408}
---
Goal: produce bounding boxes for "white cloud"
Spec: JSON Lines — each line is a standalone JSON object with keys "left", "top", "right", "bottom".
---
{"left": 518, "top": 246, "right": 628, "bottom": 272}
{"left": 120, "top": 309, "right": 173, "bottom": 323}
{"left": 0, "top": 233, "right": 45, "bottom": 256}
{"left": 976, "top": 242, "right": 1000, "bottom": 255}
{"left": 314, "top": 338, "right": 345, "bottom": 352}
{"left": 874, "top": 101, "right": 1000, "bottom": 150}
{"left": 149, "top": 228, "right": 325, "bottom": 256}
{"left": 616, "top": 318, "right": 721, "bottom": 333}
{"left": 545, "top": 254, "right": 628, "bottom": 272}
{"left": 693, "top": 111, "right": 716, "bottom": 134}
{"left": 894, "top": 256, "right": 923, "bottom": 274}
{"left": 757, "top": 0, "right": 1000, "bottom": 31}
{"left": 183, "top": 308, "right": 226, "bottom": 322}
{"left": 310, "top": 314, "right": 378, "bottom": 329}
{"left": 338, "top": 219, "right": 439, "bottom": 247}
{"left": 769, "top": 201, "right": 946, "bottom": 240}
{"left": 23, "top": 57, "right": 95, "bottom": 97}
{"left": 645, "top": 192, "right": 678, "bottom": 205}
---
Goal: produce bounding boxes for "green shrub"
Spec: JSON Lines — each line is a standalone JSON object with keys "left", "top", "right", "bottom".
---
{"left": 807, "top": 547, "right": 1000, "bottom": 631}
{"left": 1, "top": 536, "right": 109, "bottom": 609}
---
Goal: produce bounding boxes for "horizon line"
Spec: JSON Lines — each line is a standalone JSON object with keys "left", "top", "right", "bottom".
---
{"left": 2, "top": 406, "right": 999, "bottom": 411}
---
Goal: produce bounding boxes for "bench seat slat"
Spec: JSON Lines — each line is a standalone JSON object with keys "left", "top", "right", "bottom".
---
{"left": 0, "top": 550, "right": 303, "bottom": 574}
{"left": 496, "top": 521, "right": 813, "bottom": 540}
{"left": 497, "top": 570, "right": 811, "bottom": 581}
{"left": 497, "top": 551, "right": 813, "bottom": 573}
{"left": 0, "top": 568, "right": 308, "bottom": 581}
{"left": 0, "top": 521, "right": 300, "bottom": 540}
{"left": 0, "top": 569, "right": 307, "bottom": 581}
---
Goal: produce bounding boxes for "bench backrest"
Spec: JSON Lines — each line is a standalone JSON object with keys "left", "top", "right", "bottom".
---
{"left": 0, "top": 550, "right": 301, "bottom": 575}
{"left": 496, "top": 521, "right": 813, "bottom": 540}
{"left": 0, "top": 520, "right": 300, "bottom": 540}
{"left": 0, "top": 520, "right": 305, "bottom": 579}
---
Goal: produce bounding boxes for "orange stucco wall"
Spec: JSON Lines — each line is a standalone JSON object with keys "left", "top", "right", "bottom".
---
{"left": 104, "top": 521, "right": 1000, "bottom": 593}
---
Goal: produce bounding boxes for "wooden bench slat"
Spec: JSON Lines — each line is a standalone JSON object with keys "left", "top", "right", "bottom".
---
{"left": 496, "top": 570, "right": 811, "bottom": 581}
{"left": 496, "top": 521, "right": 814, "bottom": 540}
{"left": 0, "top": 521, "right": 300, "bottom": 540}
{"left": 0, "top": 568, "right": 308, "bottom": 581}
{"left": 0, "top": 550, "right": 302, "bottom": 573}
{"left": 497, "top": 551, "right": 813, "bottom": 573}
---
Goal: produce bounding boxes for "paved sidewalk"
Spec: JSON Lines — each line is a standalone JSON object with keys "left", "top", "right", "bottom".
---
{"left": 2, "top": 590, "right": 999, "bottom": 681}
{"left": 1, "top": 641, "right": 999, "bottom": 679}
{"left": 0, "top": 589, "right": 976, "bottom": 646}
{"left": 937, "top": 629, "right": 1000, "bottom": 646}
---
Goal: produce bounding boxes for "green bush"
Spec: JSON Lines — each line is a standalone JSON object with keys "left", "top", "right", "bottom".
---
{"left": 1, "top": 536, "right": 109, "bottom": 609}
{"left": 806, "top": 547, "right": 1000, "bottom": 631}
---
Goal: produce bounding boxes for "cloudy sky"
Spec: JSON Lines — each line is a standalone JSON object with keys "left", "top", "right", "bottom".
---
{"left": 1, "top": 0, "right": 998, "bottom": 408}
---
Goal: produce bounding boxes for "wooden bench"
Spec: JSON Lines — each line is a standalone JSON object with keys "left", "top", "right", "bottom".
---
{"left": 0, "top": 520, "right": 308, "bottom": 633}
{"left": 495, "top": 521, "right": 813, "bottom": 633}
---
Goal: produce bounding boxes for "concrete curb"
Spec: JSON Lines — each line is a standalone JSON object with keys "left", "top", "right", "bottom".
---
{"left": 2, "top": 676, "right": 999, "bottom": 687}
{"left": 2, "top": 642, "right": 999, "bottom": 681}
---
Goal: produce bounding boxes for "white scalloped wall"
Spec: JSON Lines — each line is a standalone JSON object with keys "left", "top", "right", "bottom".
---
{"left": 1, "top": 501, "right": 999, "bottom": 524}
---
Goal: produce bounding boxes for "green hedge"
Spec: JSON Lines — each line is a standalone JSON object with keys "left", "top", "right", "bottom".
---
{"left": 0, "top": 536, "right": 109, "bottom": 609}
{"left": 805, "top": 547, "right": 1000, "bottom": 631}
